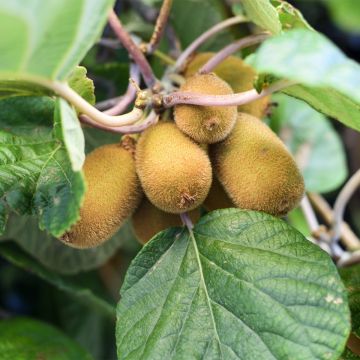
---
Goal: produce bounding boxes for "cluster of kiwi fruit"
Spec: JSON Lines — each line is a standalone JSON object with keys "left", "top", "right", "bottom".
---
{"left": 60, "top": 53, "right": 304, "bottom": 249}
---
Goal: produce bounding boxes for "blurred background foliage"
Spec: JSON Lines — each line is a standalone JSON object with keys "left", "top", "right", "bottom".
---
{"left": 0, "top": 1, "right": 360, "bottom": 359}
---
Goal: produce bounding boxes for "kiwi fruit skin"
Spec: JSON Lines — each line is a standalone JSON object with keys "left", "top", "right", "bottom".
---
{"left": 210, "top": 113, "right": 304, "bottom": 216}
{"left": 185, "top": 52, "right": 269, "bottom": 118}
{"left": 61, "top": 142, "right": 142, "bottom": 249}
{"left": 136, "top": 122, "right": 212, "bottom": 213}
{"left": 132, "top": 198, "right": 200, "bottom": 244}
{"left": 203, "top": 177, "right": 234, "bottom": 211}
{"left": 174, "top": 73, "right": 237, "bottom": 144}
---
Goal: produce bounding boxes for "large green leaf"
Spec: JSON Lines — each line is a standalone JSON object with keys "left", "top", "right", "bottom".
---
{"left": 0, "top": 317, "right": 92, "bottom": 360}
{"left": 0, "top": 96, "right": 85, "bottom": 237}
{"left": 0, "top": 241, "right": 116, "bottom": 319}
{"left": 54, "top": 98, "right": 85, "bottom": 171}
{"left": 0, "top": 0, "right": 115, "bottom": 80}
{"left": 117, "top": 209, "right": 350, "bottom": 359}
{"left": 340, "top": 265, "right": 360, "bottom": 337}
{"left": 0, "top": 215, "right": 136, "bottom": 275}
{"left": 270, "top": 94, "right": 347, "bottom": 193}
{"left": 253, "top": 29, "right": 360, "bottom": 131}
{"left": 241, "top": 0, "right": 281, "bottom": 34}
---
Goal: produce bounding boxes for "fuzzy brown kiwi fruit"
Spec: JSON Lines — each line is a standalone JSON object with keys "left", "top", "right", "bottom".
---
{"left": 203, "top": 177, "right": 234, "bottom": 211}
{"left": 185, "top": 52, "right": 269, "bottom": 118}
{"left": 210, "top": 113, "right": 304, "bottom": 216}
{"left": 174, "top": 73, "right": 237, "bottom": 144}
{"left": 136, "top": 122, "right": 212, "bottom": 213}
{"left": 132, "top": 198, "right": 201, "bottom": 244}
{"left": 61, "top": 138, "right": 142, "bottom": 248}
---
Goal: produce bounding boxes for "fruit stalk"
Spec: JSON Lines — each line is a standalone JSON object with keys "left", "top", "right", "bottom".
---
{"left": 147, "top": 0, "right": 173, "bottom": 54}
{"left": 198, "top": 33, "right": 270, "bottom": 74}
{"left": 163, "top": 79, "right": 296, "bottom": 107}
{"left": 108, "top": 10, "right": 157, "bottom": 88}
{"left": 172, "top": 16, "right": 247, "bottom": 72}
{"left": 103, "top": 63, "right": 141, "bottom": 115}
{"left": 80, "top": 111, "right": 158, "bottom": 134}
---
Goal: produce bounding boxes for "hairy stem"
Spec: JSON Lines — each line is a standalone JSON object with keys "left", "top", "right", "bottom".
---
{"left": 332, "top": 169, "right": 360, "bottom": 244}
{"left": 173, "top": 16, "right": 247, "bottom": 72}
{"left": 198, "top": 33, "right": 270, "bottom": 74}
{"left": 104, "top": 63, "right": 140, "bottom": 115}
{"left": 108, "top": 10, "right": 157, "bottom": 88}
{"left": 80, "top": 111, "right": 158, "bottom": 134}
{"left": 163, "top": 80, "right": 295, "bottom": 107}
{"left": 147, "top": 0, "right": 173, "bottom": 54}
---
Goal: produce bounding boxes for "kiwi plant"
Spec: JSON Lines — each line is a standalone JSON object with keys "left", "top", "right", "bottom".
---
{"left": 2, "top": 2, "right": 357, "bottom": 358}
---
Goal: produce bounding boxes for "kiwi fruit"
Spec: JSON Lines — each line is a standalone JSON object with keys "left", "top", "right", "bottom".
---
{"left": 136, "top": 122, "right": 212, "bottom": 213}
{"left": 203, "top": 177, "right": 234, "bottom": 211}
{"left": 185, "top": 52, "right": 269, "bottom": 118}
{"left": 132, "top": 198, "right": 201, "bottom": 244}
{"left": 210, "top": 113, "right": 304, "bottom": 216}
{"left": 61, "top": 139, "right": 142, "bottom": 248}
{"left": 174, "top": 73, "right": 237, "bottom": 144}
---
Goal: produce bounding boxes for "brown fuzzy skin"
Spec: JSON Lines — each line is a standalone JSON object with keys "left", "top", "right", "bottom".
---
{"left": 132, "top": 198, "right": 201, "bottom": 244}
{"left": 61, "top": 142, "right": 142, "bottom": 249}
{"left": 210, "top": 113, "right": 304, "bottom": 216}
{"left": 185, "top": 53, "right": 269, "bottom": 118}
{"left": 136, "top": 122, "right": 212, "bottom": 213}
{"left": 203, "top": 177, "right": 234, "bottom": 211}
{"left": 174, "top": 73, "right": 237, "bottom": 144}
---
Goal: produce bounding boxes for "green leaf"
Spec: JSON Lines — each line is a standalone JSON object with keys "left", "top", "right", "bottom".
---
{"left": 0, "top": 80, "right": 51, "bottom": 100}
{"left": 270, "top": 94, "right": 348, "bottom": 193}
{"left": 54, "top": 98, "right": 85, "bottom": 172}
{"left": 0, "top": 0, "right": 115, "bottom": 81}
{"left": 0, "top": 241, "right": 116, "bottom": 319}
{"left": 340, "top": 264, "right": 360, "bottom": 337}
{"left": 0, "top": 96, "right": 85, "bottom": 237}
{"left": 67, "top": 66, "right": 96, "bottom": 105}
{"left": 284, "top": 84, "right": 360, "bottom": 133}
{"left": 1, "top": 215, "right": 136, "bottom": 275}
{"left": 253, "top": 29, "right": 360, "bottom": 131}
{"left": 271, "top": 0, "right": 312, "bottom": 30}
{"left": 322, "top": 0, "right": 360, "bottom": 34}
{"left": 117, "top": 209, "right": 350, "bottom": 360}
{"left": 241, "top": 0, "right": 281, "bottom": 34}
{"left": 0, "top": 317, "right": 92, "bottom": 360}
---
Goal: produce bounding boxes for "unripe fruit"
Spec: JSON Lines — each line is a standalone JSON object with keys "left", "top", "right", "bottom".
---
{"left": 203, "top": 177, "right": 234, "bottom": 211}
{"left": 132, "top": 198, "right": 201, "bottom": 244}
{"left": 174, "top": 73, "right": 237, "bottom": 144}
{"left": 210, "top": 113, "right": 304, "bottom": 216}
{"left": 61, "top": 140, "right": 142, "bottom": 248}
{"left": 136, "top": 122, "right": 212, "bottom": 213}
{"left": 185, "top": 52, "right": 269, "bottom": 118}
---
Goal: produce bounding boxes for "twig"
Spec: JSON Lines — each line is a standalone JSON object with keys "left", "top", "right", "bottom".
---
{"left": 147, "top": 0, "right": 173, "bottom": 54}
{"left": 332, "top": 169, "right": 360, "bottom": 244}
{"left": 173, "top": 16, "right": 247, "bottom": 72}
{"left": 80, "top": 111, "right": 158, "bottom": 134}
{"left": 180, "top": 212, "right": 194, "bottom": 230}
{"left": 198, "top": 33, "right": 270, "bottom": 74}
{"left": 108, "top": 10, "right": 157, "bottom": 88}
{"left": 96, "top": 96, "right": 122, "bottom": 110}
{"left": 104, "top": 63, "right": 140, "bottom": 115}
{"left": 300, "top": 196, "right": 319, "bottom": 233}
{"left": 163, "top": 79, "right": 296, "bottom": 107}
{"left": 308, "top": 192, "right": 360, "bottom": 251}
